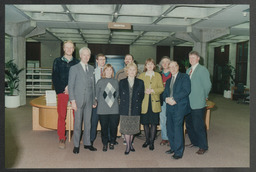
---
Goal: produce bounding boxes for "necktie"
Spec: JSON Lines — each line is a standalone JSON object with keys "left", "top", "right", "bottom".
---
{"left": 85, "top": 65, "right": 88, "bottom": 72}
{"left": 100, "top": 68, "right": 103, "bottom": 77}
{"left": 169, "top": 76, "right": 175, "bottom": 97}
{"left": 189, "top": 68, "right": 193, "bottom": 76}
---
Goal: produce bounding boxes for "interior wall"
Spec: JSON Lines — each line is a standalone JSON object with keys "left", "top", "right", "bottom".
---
{"left": 130, "top": 45, "right": 157, "bottom": 65}
{"left": 170, "top": 46, "right": 174, "bottom": 60}
{"left": 40, "top": 41, "right": 61, "bottom": 68}
{"left": 75, "top": 43, "right": 88, "bottom": 60}
{"left": 5, "top": 37, "right": 12, "bottom": 62}
{"left": 246, "top": 42, "right": 250, "bottom": 88}
{"left": 208, "top": 45, "right": 214, "bottom": 81}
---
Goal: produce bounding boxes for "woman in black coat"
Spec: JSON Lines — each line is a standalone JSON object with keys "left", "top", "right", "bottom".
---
{"left": 119, "top": 62, "right": 145, "bottom": 155}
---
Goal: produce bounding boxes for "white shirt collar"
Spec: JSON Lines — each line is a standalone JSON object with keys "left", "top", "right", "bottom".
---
{"left": 172, "top": 72, "right": 178, "bottom": 78}
{"left": 191, "top": 63, "right": 199, "bottom": 71}
{"left": 80, "top": 61, "right": 88, "bottom": 71}
{"left": 145, "top": 71, "right": 155, "bottom": 77}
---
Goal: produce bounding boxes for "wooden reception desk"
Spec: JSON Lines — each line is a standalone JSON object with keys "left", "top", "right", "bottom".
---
{"left": 31, "top": 96, "right": 215, "bottom": 142}
{"left": 30, "top": 96, "right": 120, "bottom": 142}
{"left": 30, "top": 96, "right": 74, "bottom": 142}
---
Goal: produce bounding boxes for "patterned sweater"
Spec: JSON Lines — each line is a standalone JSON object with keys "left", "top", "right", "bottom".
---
{"left": 96, "top": 78, "right": 119, "bottom": 115}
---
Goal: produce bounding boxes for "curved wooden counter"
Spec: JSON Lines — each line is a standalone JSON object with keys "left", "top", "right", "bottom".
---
{"left": 30, "top": 96, "right": 73, "bottom": 142}
{"left": 183, "top": 100, "right": 215, "bottom": 134}
{"left": 205, "top": 100, "right": 215, "bottom": 130}
{"left": 31, "top": 96, "right": 215, "bottom": 142}
{"left": 30, "top": 96, "right": 121, "bottom": 142}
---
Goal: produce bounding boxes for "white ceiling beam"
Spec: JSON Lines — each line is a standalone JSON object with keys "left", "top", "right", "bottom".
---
{"left": 152, "top": 5, "right": 177, "bottom": 24}
{"left": 46, "top": 30, "right": 63, "bottom": 42}
{"left": 6, "top": 20, "right": 36, "bottom": 37}
{"left": 175, "top": 32, "right": 195, "bottom": 43}
{"left": 202, "top": 28, "right": 230, "bottom": 42}
{"left": 25, "top": 27, "right": 46, "bottom": 38}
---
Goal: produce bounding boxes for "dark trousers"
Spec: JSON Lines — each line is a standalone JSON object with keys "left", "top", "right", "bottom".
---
{"left": 166, "top": 107, "right": 185, "bottom": 157}
{"left": 90, "top": 107, "right": 98, "bottom": 143}
{"left": 185, "top": 107, "right": 208, "bottom": 150}
{"left": 99, "top": 114, "right": 120, "bottom": 145}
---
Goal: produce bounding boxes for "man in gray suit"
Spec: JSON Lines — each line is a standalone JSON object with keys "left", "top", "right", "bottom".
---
{"left": 68, "top": 47, "right": 97, "bottom": 154}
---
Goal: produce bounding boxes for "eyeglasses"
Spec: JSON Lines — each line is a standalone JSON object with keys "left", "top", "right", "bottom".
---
{"left": 98, "top": 59, "right": 106, "bottom": 61}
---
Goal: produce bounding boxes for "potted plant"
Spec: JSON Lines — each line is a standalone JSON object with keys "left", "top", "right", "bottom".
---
{"left": 222, "top": 61, "right": 236, "bottom": 98}
{"left": 5, "top": 59, "right": 24, "bottom": 108}
{"left": 181, "top": 59, "right": 190, "bottom": 70}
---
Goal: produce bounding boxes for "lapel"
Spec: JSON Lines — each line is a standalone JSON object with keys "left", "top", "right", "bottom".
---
{"left": 191, "top": 64, "right": 200, "bottom": 80}
{"left": 172, "top": 73, "right": 180, "bottom": 93}
{"left": 78, "top": 63, "right": 87, "bottom": 83}
{"left": 123, "top": 78, "right": 129, "bottom": 92}
{"left": 133, "top": 78, "right": 139, "bottom": 94}
{"left": 124, "top": 77, "right": 138, "bottom": 96}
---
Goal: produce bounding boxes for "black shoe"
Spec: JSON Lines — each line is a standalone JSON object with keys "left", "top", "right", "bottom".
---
{"left": 172, "top": 154, "right": 182, "bottom": 160}
{"left": 165, "top": 149, "right": 174, "bottom": 154}
{"left": 149, "top": 143, "right": 154, "bottom": 151}
{"left": 142, "top": 142, "right": 149, "bottom": 148}
{"left": 73, "top": 147, "right": 79, "bottom": 154}
{"left": 103, "top": 145, "right": 107, "bottom": 152}
{"left": 124, "top": 151, "right": 130, "bottom": 155}
{"left": 114, "top": 141, "right": 119, "bottom": 145}
{"left": 84, "top": 145, "right": 97, "bottom": 151}
{"left": 109, "top": 143, "right": 114, "bottom": 150}
{"left": 130, "top": 147, "right": 135, "bottom": 152}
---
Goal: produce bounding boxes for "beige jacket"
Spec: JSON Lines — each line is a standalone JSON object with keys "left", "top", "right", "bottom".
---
{"left": 138, "top": 72, "right": 164, "bottom": 114}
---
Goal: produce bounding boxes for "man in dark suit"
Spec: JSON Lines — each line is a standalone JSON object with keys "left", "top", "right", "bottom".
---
{"left": 68, "top": 47, "right": 97, "bottom": 154}
{"left": 162, "top": 61, "right": 191, "bottom": 159}
{"left": 185, "top": 51, "right": 212, "bottom": 155}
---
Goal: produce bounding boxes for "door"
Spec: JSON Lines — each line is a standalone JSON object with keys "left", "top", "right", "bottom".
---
{"left": 213, "top": 45, "right": 230, "bottom": 94}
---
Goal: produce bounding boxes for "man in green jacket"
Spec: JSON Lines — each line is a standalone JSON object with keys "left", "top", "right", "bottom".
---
{"left": 185, "top": 51, "right": 212, "bottom": 155}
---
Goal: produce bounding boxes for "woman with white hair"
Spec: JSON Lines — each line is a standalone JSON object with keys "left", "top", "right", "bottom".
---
{"left": 119, "top": 62, "right": 145, "bottom": 155}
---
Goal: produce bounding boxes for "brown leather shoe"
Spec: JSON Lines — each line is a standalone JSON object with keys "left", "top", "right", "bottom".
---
{"left": 160, "top": 140, "right": 168, "bottom": 146}
{"left": 59, "top": 139, "right": 66, "bottom": 149}
{"left": 196, "top": 148, "right": 207, "bottom": 155}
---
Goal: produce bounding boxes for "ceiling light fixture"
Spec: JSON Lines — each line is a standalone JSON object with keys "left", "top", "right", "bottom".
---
{"left": 243, "top": 12, "right": 247, "bottom": 17}
{"left": 66, "top": 10, "right": 70, "bottom": 13}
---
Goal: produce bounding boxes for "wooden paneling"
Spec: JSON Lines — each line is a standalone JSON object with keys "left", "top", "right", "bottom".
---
{"left": 26, "top": 42, "right": 41, "bottom": 65}
{"left": 88, "top": 44, "right": 129, "bottom": 65}
{"left": 236, "top": 41, "right": 248, "bottom": 85}
{"left": 213, "top": 45, "right": 230, "bottom": 94}
{"left": 156, "top": 46, "right": 170, "bottom": 64}
{"left": 88, "top": 44, "right": 129, "bottom": 55}
{"left": 173, "top": 46, "right": 193, "bottom": 73}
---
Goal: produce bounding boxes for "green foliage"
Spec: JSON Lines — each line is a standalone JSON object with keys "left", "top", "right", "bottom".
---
{"left": 222, "top": 61, "right": 236, "bottom": 90}
{"left": 181, "top": 59, "right": 190, "bottom": 69}
{"left": 5, "top": 60, "right": 24, "bottom": 96}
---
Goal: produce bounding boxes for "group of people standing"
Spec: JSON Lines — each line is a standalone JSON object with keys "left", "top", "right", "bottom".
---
{"left": 52, "top": 40, "right": 211, "bottom": 159}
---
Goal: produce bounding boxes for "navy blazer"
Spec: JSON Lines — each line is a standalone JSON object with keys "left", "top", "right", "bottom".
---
{"left": 162, "top": 72, "right": 191, "bottom": 116}
{"left": 119, "top": 78, "right": 144, "bottom": 116}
